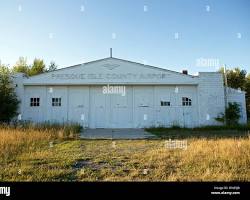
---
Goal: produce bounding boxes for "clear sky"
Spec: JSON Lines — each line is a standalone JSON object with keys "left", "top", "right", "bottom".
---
{"left": 0, "top": 0, "right": 249, "bottom": 75}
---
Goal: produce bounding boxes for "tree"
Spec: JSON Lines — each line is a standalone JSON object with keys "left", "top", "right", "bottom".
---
{"left": 227, "top": 68, "right": 247, "bottom": 90}
{"left": 12, "top": 58, "right": 49, "bottom": 76}
{"left": 245, "top": 75, "right": 250, "bottom": 118}
{"left": 47, "top": 61, "right": 57, "bottom": 72}
{"left": 12, "top": 57, "right": 30, "bottom": 75}
{"left": 219, "top": 67, "right": 247, "bottom": 90}
{"left": 0, "top": 65, "right": 20, "bottom": 123}
{"left": 29, "top": 58, "right": 46, "bottom": 76}
{"left": 218, "top": 67, "right": 250, "bottom": 119}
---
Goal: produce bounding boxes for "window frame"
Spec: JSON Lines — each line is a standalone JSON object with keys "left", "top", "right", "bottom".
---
{"left": 182, "top": 97, "right": 192, "bottom": 106}
{"left": 30, "top": 97, "right": 40, "bottom": 107}
{"left": 160, "top": 101, "right": 171, "bottom": 106}
{"left": 52, "top": 97, "right": 62, "bottom": 107}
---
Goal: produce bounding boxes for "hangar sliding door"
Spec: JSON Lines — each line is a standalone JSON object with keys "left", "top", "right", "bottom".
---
{"left": 154, "top": 86, "right": 172, "bottom": 127}
{"left": 88, "top": 85, "right": 197, "bottom": 128}
{"left": 90, "top": 87, "right": 108, "bottom": 128}
{"left": 110, "top": 86, "right": 133, "bottom": 128}
{"left": 133, "top": 86, "right": 155, "bottom": 128}
{"left": 89, "top": 86, "right": 133, "bottom": 128}
{"left": 68, "top": 86, "right": 89, "bottom": 127}
{"left": 47, "top": 86, "right": 68, "bottom": 123}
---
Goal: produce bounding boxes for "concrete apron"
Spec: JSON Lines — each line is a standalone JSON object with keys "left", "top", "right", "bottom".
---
{"left": 80, "top": 128, "right": 156, "bottom": 139}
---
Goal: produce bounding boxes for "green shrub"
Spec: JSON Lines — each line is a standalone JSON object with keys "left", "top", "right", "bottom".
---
{"left": 226, "top": 102, "right": 241, "bottom": 125}
{"left": 215, "top": 102, "right": 241, "bottom": 126}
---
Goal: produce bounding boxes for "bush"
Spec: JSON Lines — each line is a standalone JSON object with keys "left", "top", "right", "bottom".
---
{"left": 215, "top": 102, "right": 241, "bottom": 126}
{"left": 225, "top": 102, "right": 241, "bottom": 125}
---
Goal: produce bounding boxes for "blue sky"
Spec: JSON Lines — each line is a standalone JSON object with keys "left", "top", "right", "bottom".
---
{"left": 0, "top": 0, "right": 249, "bottom": 74}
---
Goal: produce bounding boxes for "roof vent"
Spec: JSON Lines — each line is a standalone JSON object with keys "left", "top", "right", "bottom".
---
{"left": 110, "top": 48, "right": 112, "bottom": 58}
{"left": 182, "top": 70, "right": 188, "bottom": 75}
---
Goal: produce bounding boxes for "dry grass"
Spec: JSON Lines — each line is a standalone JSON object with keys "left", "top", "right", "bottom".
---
{"left": 0, "top": 124, "right": 79, "bottom": 162}
{"left": 0, "top": 127, "right": 249, "bottom": 181}
{"left": 0, "top": 127, "right": 53, "bottom": 162}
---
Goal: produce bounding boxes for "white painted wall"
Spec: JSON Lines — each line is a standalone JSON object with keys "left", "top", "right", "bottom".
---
{"left": 21, "top": 85, "right": 200, "bottom": 128}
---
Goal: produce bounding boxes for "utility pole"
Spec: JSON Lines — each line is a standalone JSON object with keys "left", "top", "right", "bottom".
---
{"left": 224, "top": 64, "right": 228, "bottom": 125}
{"left": 224, "top": 64, "right": 228, "bottom": 108}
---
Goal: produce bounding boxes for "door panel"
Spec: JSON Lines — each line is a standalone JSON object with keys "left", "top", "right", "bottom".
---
{"left": 68, "top": 87, "right": 89, "bottom": 127}
{"left": 47, "top": 87, "right": 67, "bottom": 123}
{"left": 90, "top": 87, "right": 107, "bottom": 128}
{"left": 110, "top": 86, "right": 133, "bottom": 128}
{"left": 133, "top": 86, "right": 155, "bottom": 128}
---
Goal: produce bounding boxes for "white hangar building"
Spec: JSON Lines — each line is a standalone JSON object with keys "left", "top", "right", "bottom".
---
{"left": 13, "top": 57, "right": 247, "bottom": 128}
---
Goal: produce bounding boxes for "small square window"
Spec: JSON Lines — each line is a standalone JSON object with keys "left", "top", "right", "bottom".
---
{"left": 52, "top": 98, "right": 61, "bottom": 107}
{"left": 182, "top": 97, "right": 192, "bottom": 106}
{"left": 30, "top": 97, "right": 40, "bottom": 107}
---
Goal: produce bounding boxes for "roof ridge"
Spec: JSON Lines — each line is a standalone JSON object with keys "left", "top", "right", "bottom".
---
{"left": 25, "top": 56, "right": 196, "bottom": 78}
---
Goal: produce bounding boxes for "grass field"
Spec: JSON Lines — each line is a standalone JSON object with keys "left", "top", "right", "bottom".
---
{"left": 146, "top": 126, "right": 250, "bottom": 139}
{"left": 0, "top": 125, "right": 250, "bottom": 181}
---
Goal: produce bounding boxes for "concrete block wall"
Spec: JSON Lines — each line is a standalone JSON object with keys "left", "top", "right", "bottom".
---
{"left": 197, "top": 72, "right": 225, "bottom": 126}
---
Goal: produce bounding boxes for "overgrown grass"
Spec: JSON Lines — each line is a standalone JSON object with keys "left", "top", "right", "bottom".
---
{"left": 0, "top": 126, "right": 249, "bottom": 181}
{"left": 0, "top": 123, "right": 81, "bottom": 162}
{"left": 2, "top": 121, "right": 82, "bottom": 138}
{"left": 0, "top": 127, "right": 52, "bottom": 162}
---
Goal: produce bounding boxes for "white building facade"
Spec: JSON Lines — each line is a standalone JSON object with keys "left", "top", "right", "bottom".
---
{"left": 13, "top": 57, "right": 247, "bottom": 128}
